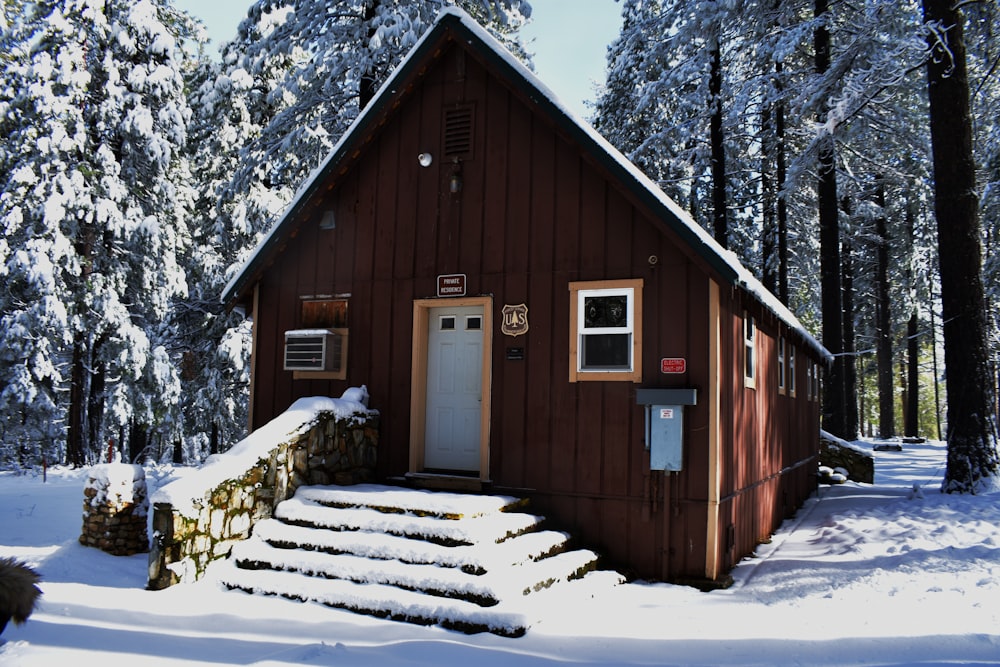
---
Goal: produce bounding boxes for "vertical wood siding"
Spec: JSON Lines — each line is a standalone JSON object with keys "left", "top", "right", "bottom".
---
{"left": 246, "top": 40, "right": 820, "bottom": 583}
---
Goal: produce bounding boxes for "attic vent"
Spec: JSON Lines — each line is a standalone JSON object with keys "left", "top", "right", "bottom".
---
{"left": 443, "top": 104, "right": 474, "bottom": 159}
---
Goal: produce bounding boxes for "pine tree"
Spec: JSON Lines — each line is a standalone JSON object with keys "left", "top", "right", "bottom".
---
{"left": 922, "top": 0, "right": 1000, "bottom": 491}
{"left": 0, "top": 0, "right": 196, "bottom": 465}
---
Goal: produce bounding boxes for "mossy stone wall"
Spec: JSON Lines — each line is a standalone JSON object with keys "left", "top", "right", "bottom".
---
{"left": 147, "top": 412, "right": 378, "bottom": 590}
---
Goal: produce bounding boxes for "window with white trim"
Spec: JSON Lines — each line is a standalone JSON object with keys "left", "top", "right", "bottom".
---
{"left": 788, "top": 344, "right": 797, "bottom": 397}
{"left": 812, "top": 360, "right": 822, "bottom": 401}
{"left": 744, "top": 312, "right": 756, "bottom": 388}
{"left": 777, "top": 335, "right": 786, "bottom": 394}
{"left": 568, "top": 279, "right": 643, "bottom": 382}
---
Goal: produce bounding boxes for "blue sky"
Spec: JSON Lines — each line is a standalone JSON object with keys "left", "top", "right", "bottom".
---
{"left": 172, "top": 0, "right": 622, "bottom": 119}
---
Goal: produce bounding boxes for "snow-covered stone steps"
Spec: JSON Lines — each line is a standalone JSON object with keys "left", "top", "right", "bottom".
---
{"left": 213, "top": 559, "right": 532, "bottom": 637}
{"left": 218, "top": 483, "right": 620, "bottom": 635}
{"left": 294, "top": 484, "right": 529, "bottom": 518}
{"left": 227, "top": 539, "right": 599, "bottom": 606}
{"left": 250, "top": 519, "right": 572, "bottom": 573}
{"left": 274, "top": 494, "right": 544, "bottom": 546}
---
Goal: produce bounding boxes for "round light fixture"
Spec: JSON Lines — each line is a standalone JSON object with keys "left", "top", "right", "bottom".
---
{"left": 418, "top": 153, "right": 433, "bottom": 167}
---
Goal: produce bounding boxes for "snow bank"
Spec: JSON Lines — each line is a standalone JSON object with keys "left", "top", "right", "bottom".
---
{"left": 84, "top": 463, "right": 146, "bottom": 511}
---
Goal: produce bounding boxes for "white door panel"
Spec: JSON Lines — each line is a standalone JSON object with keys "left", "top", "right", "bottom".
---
{"left": 424, "top": 306, "right": 483, "bottom": 471}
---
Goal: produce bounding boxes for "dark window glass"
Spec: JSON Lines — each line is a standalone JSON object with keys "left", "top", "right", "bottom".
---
{"left": 584, "top": 295, "right": 628, "bottom": 328}
{"left": 582, "top": 333, "right": 630, "bottom": 369}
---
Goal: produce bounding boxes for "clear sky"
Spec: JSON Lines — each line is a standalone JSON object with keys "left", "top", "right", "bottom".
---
{"left": 171, "top": 0, "right": 623, "bottom": 120}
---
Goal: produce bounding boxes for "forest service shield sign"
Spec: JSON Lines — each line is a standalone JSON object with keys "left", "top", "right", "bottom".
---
{"left": 501, "top": 303, "right": 529, "bottom": 337}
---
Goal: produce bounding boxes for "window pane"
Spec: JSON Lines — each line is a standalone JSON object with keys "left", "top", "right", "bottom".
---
{"left": 582, "top": 333, "right": 630, "bottom": 369}
{"left": 584, "top": 295, "right": 628, "bottom": 328}
{"left": 466, "top": 316, "right": 482, "bottom": 330}
{"left": 440, "top": 316, "right": 456, "bottom": 330}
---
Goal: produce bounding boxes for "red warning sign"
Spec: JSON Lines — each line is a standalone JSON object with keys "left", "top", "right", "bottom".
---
{"left": 660, "top": 358, "right": 687, "bottom": 374}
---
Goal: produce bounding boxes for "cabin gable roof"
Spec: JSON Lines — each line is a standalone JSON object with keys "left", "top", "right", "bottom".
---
{"left": 221, "top": 7, "right": 830, "bottom": 362}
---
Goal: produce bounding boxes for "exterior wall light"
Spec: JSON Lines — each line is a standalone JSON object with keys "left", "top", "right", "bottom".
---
{"left": 319, "top": 210, "right": 336, "bottom": 230}
{"left": 449, "top": 159, "right": 463, "bottom": 194}
{"left": 418, "top": 153, "right": 433, "bottom": 167}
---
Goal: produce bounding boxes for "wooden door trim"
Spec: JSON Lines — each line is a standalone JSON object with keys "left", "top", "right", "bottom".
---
{"left": 409, "top": 296, "right": 493, "bottom": 481}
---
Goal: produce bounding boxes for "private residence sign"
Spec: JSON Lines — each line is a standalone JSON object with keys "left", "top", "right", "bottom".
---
{"left": 436, "top": 274, "right": 467, "bottom": 297}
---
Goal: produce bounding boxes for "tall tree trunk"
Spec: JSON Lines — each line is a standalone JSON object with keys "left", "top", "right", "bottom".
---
{"left": 875, "top": 176, "right": 895, "bottom": 438}
{"left": 66, "top": 334, "right": 88, "bottom": 467}
{"left": 87, "top": 335, "right": 107, "bottom": 454}
{"left": 359, "top": 1, "right": 379, "bottom": 111}
{"left": 905, "top": 195, "right": 920, "bottom": 438}
{"left": 776, "top": 61, "right": 789, "bottom": 306}
{"left": 906, "top": 312, "right": 920, "bottom": 436}
{"left": 841, "top": 199, "right": 858, "bottom": 439}
{"left": 816, "top": 0, "right": 846, "bottom": 437}
{"left": 761, "top": 99, "right": 776, "bottom": 293}
{"left": 923, "top": 0, "right": 999, "bottom": 491}
{"left": 709, "top": 35, "right": 728, "bottom": 249}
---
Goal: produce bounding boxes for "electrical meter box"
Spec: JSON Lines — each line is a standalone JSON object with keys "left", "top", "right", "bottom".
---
{"left": 636, "top": 388, "right": 697, "bottom": 472}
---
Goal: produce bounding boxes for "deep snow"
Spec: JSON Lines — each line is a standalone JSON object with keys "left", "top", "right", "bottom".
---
{"left": 1, "top": 438, "right": 998, "bottom": 666}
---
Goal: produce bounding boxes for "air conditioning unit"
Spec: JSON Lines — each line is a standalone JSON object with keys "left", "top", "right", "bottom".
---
{"left": 283, "top": 329, "right": 344, "bottom": 373}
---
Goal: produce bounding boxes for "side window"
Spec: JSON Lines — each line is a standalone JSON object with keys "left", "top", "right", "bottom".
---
{"left": 744, "top": 312, "right": 756, "bottom": 388}
{"left": 788, "top": 344, "right": 797, "bottom": 397}
{"left": 777, "top": 335, "right": 786, "bottom": 395}
{"left": 813, "top": 360, "right": 822, "bottom": 402}
{"left": 568, "top": 279, "right": 643, "bottom": 383}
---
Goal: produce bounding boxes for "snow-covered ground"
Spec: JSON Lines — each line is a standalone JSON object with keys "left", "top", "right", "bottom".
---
{"left": 1, "top": 438, "right": 998, "bottom": 666}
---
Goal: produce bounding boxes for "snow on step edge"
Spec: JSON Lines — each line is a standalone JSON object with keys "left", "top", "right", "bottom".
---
{"left": 252, "top": 518, "right": 571, "bottom": 571}
{"left": 214, "top": 560, "right": 532, "bottom": 636}
{"left": 295, "top": 484, "right": 524, "bottom": 518}
{"left": 275, "top": 496, "right": 543, "bottom": 545}
{"left": 230, "top": 539, "right": 599, "bottom": 603}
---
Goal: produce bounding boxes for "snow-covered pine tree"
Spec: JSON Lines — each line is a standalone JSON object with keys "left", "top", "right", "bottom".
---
{"left": 922, "top": 0, "right": 1000, "bottom": 492}
{"left": 965, "top": 1, "right": 1000, "bottom": 450}
{"left": 0, "top": 0, "right": 197, "bottom": 465}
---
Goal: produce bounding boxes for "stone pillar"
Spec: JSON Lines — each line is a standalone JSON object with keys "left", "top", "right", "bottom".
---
{"left": 80, "top": 463, "right": 149, "bottom": 556}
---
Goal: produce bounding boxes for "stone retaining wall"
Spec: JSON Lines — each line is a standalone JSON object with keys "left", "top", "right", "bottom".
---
{"left": 147, "top": 397, "right": 378, "bottom": 590}
{"left": 819, "top": 433, "right": 874, "bottom": 484}
{"left": 80, "top": 463, "right": 149, "bottom": 556}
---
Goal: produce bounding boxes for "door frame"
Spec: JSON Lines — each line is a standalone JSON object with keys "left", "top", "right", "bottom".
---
{"left": 409, "top": 296, "right": 493, "bottom": 481}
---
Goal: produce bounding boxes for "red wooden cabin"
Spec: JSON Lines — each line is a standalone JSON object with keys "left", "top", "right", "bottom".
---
{"left": 222, "top": 8, "right": 831, "bottom": 586}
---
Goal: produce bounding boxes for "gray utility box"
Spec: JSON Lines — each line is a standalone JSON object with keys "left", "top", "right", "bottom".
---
{"left": 636, "top": 388, "right": 698, "bottom": 472}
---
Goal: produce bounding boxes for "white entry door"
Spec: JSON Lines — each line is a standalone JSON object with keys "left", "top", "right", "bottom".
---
{"left": 423, "top": 305, "right": 484, "bottom": 472}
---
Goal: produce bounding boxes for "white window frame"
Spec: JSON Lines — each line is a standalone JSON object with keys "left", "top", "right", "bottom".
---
{"left": 788, "top": 344, "right": 797, "bottom": 397}
{"left": 744, "top": 312, "right": 756, "bottom": 388}
{"left": 568, "top": 279, "right": 643, "bottom": 383}
{"left": 813, "top": 360, "right": 822, "bottom": 402}
{"left": 777, "top": 335, "right": 786, "bottom": 394}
